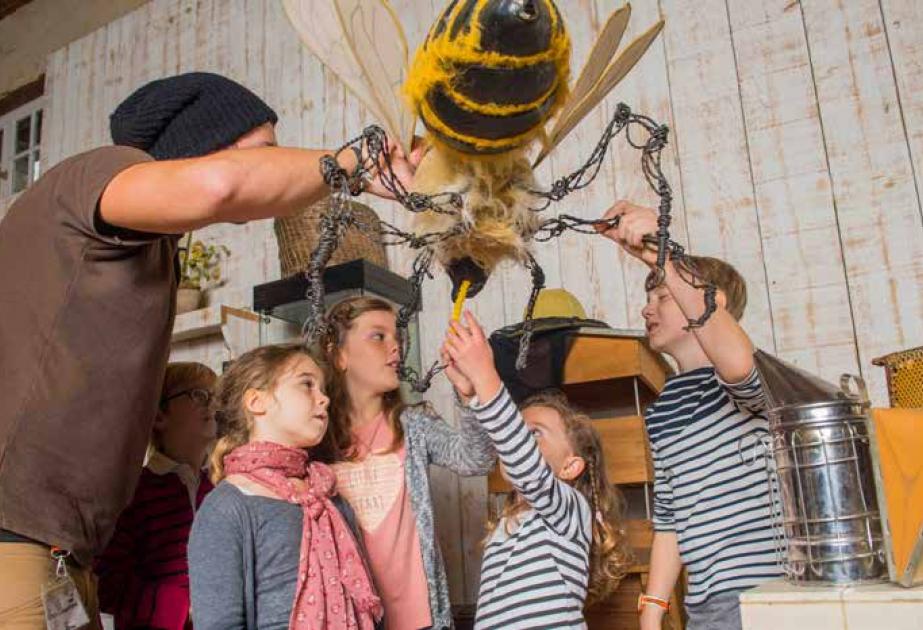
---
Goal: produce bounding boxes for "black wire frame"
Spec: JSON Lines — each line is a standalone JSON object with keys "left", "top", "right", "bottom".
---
{"left": 301, "top": 103, "right": 717, "bottom": 392}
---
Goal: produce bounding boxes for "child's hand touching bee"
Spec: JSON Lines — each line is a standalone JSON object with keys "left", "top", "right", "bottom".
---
{"left": 441, "top": 311, "right": 502, "bottom": 403}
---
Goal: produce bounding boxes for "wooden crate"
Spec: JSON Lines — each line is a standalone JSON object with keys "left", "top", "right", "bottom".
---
{"left": 586, "top": 573, "right": 685, "bottom": 630}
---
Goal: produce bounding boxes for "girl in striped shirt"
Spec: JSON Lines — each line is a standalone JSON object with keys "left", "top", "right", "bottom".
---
{"left": 442, "top": 312, "right": 632, "bottom": 630}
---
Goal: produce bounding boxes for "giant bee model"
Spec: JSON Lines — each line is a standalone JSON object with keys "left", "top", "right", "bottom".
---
{"left": 283, "top": 0, "right": 714, "bottom": 390}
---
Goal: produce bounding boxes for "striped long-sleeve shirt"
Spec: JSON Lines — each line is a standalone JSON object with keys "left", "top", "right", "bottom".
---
{"left": 473, "top": 387, "right": 592, "bottom": 630}
{"left": 645, "top": 366, "right": 782, "bottom": 605}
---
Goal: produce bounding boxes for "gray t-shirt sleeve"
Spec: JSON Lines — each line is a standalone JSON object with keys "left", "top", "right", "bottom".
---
{"left": 188, "top": 486, "right": 248, "bottom": 630}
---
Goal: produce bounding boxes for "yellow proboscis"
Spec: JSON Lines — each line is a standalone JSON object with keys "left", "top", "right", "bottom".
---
{"left": 452, "top": 280, "right": 471, "bottom": 321}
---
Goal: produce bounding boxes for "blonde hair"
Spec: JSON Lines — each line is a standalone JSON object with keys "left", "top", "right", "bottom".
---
{"left": 151, "top": 362, "right": 217, "bottom": 452}
{"left": 489, "top": 391, "right": 632, "bottom": 605}
{"left": 312, "top": 296, "right": 406, "bottom": 462}
{"left": 209, "top": 344, "right": 321, "bottom": 483}
{"left": 685, "top": 255, "right": 748, "bottom": 320}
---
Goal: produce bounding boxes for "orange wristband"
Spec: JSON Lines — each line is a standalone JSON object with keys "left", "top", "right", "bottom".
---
{"left": 638, "top": 593, "right": 670, "bottom": 614}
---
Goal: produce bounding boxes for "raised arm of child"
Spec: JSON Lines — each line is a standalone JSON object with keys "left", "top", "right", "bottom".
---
{"left": 598, "top": 200, "right": 756, "bottom": 384}
{"left": 442, "top": 313, "right": 590, "bottom": 539}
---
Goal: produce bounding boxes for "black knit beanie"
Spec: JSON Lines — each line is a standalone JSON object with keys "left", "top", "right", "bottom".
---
{"left": 110, "top": 72, "right": 278, "bottom": 160}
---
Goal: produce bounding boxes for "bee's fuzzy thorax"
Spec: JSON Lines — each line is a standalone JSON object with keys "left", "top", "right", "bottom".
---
{"left": 412, "top": 145, "right": 541, "bottom": 272}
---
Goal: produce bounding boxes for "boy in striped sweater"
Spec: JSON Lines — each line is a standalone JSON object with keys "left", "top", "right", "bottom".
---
{"left": 599, "top": 201, "right": 782, "bottom": 630}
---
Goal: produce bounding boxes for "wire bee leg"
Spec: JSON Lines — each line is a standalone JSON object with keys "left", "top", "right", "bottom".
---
{"left": 395, "top": 247, "right": 447, "bottom": 393}
{"left": 301, "top": 197, "right": 355, "bottom": 344}
{"left": 532, "top": 102, "right": 718, "bottom": 331}
{"left": 516, "top": 253, "right": 547, "bottom": 371}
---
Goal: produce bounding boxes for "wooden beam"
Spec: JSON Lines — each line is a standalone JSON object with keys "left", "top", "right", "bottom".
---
{"left": 0, "top": 0, "right": 34, "bottom": 21}
{"left": 0, "top": 74, "right": 43, "bottom": 117}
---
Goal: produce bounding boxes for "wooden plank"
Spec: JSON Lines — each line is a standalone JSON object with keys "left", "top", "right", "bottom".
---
{"left": 267, "top": 0, "right": 303, "bottom": 148}
{"left": 594, "top": 416, "right": 654, "bottom": 485}
{"left": 226, "top": 0, "right": 248, "bottom": 84}
{"left": 659, "top": 0, "right": 776, "bottom": 354}
{"left": 85, "top": 24, "right": 109, "bottom": 150}
{"left": 176, "top": 0, "right": 198, "bottom": 72}
{"left": 101, "top": 11, "right": 132, "bottom": 142}
{"left": 43, "top": 48, "right": 67, "bottom": 168}
{"left": 800, "top": 0, "right": 923, "bottom": 405}
{"left": 552, "top": 0, "right": 631, "bottom": 331}
{"left": 625, "top": 518, "right": 654, "bottom": 551}
{"left": 171, "top": 304, "right": 260, "bottom": 343}
{"left": 596, "top": 0, "right": 690, "bottom": 333}
{"left": 144, "top": 0, "right": 171, "bottom": 85}
{"left": 58, "top": 40, "right": 81, "bottom": 161}
{"left": 880, "top": 0, "right": 923, "bottom": 228}
{"left": 726, "top": 0, "right": 860, "bottom": 385}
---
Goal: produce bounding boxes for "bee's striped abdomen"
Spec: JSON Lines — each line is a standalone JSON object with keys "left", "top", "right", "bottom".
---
{"left": 454, "top": 61, "right": 558, "bottom": 106}
{"left": 407, "top": 0, "right": 570, "bottom": 154}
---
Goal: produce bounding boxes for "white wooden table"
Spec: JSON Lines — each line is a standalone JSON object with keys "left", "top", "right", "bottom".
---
{"left": 740, "top": 579, "right": 923, "bottom": 629}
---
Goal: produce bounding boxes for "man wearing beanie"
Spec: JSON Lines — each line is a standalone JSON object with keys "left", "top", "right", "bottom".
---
{"left": 0, "top": 72, "right": 416, "bottom": 628}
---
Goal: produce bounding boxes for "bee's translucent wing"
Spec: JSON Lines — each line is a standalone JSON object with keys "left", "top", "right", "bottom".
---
{"left": 534, "top": 16, "right": 664, "bottom": 167}
{"left": 562, "top": 5, "right": 632, "bottom": 126}
{"left": 283, "top": 0, "right": 415, "bottom": 153}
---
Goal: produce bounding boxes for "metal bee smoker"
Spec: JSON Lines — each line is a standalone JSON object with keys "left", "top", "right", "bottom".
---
{"left": 752, "top": 350, "right": 889, "bottom": 585}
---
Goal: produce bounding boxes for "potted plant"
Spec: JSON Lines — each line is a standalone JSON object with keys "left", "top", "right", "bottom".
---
{"left": 176, "top": 233, "right": 231, "bottom": 314}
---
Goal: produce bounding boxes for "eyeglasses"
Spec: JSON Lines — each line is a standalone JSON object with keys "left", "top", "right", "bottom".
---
{"left": 161, "top": 388, "right": 212, "bottom": 409}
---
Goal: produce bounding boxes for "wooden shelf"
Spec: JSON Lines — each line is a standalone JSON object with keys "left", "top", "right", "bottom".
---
{"left": 171, "top": 304, "right": 260, "bottom": 343}
{"left": 563, "top": 334, "right": 672, "bottom": 393}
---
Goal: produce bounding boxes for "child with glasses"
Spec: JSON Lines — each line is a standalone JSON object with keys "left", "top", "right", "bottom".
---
{"left": 95, "top": 362, "right": 218, "bottom": 630}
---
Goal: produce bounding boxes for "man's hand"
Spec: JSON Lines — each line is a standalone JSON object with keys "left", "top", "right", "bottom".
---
{"left": 363, "top": 135, "right": 426, "bottom": 200}
{"left": 596, "top": 200, "right": 660, "bottom": 267}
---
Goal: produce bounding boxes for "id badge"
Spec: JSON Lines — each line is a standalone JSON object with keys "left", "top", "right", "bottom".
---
{"left": 42, "top": 548, "right": 91, "bottom": 630}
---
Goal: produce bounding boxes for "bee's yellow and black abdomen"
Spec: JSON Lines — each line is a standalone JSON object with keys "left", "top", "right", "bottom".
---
{"left": 406, "top": 0, "right": 570, "bottom": 154}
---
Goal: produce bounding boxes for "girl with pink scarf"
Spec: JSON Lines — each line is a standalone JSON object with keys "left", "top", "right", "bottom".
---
{"left": 188, "top": 345, "right": 382, "bottom": 630}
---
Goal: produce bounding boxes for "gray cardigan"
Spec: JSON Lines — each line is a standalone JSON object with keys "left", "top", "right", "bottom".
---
{"left": 398, "top": 402, "right": 497, "bottom": 629}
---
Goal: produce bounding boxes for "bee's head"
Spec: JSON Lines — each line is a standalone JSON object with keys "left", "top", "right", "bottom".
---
{"left": 447, "top": 257, "right": 490, "bottom": 301}
{"left": 514, "top": 0, "right": 539, "bottom": 21}
{"left": 478, "top": 0, "right": 558, "bottom": 56}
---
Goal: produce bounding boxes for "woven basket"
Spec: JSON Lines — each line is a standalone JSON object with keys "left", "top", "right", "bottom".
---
{"left": 873, "top": 346, "right": 923, "bottom": 408}
{"left": 274, "top": 197, "right": 388, "bottom": 278}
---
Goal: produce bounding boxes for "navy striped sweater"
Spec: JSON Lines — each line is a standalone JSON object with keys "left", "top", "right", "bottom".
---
{"left": 473, "top": 387, "right": 592, "bottom": 630}
{"left": 645, "top": 366, "right": 782, "bottom": 605}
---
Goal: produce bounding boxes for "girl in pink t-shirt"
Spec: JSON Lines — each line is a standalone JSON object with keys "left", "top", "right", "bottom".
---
{"left": 316, "top": 296, "right": 496, "bottom": 630}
